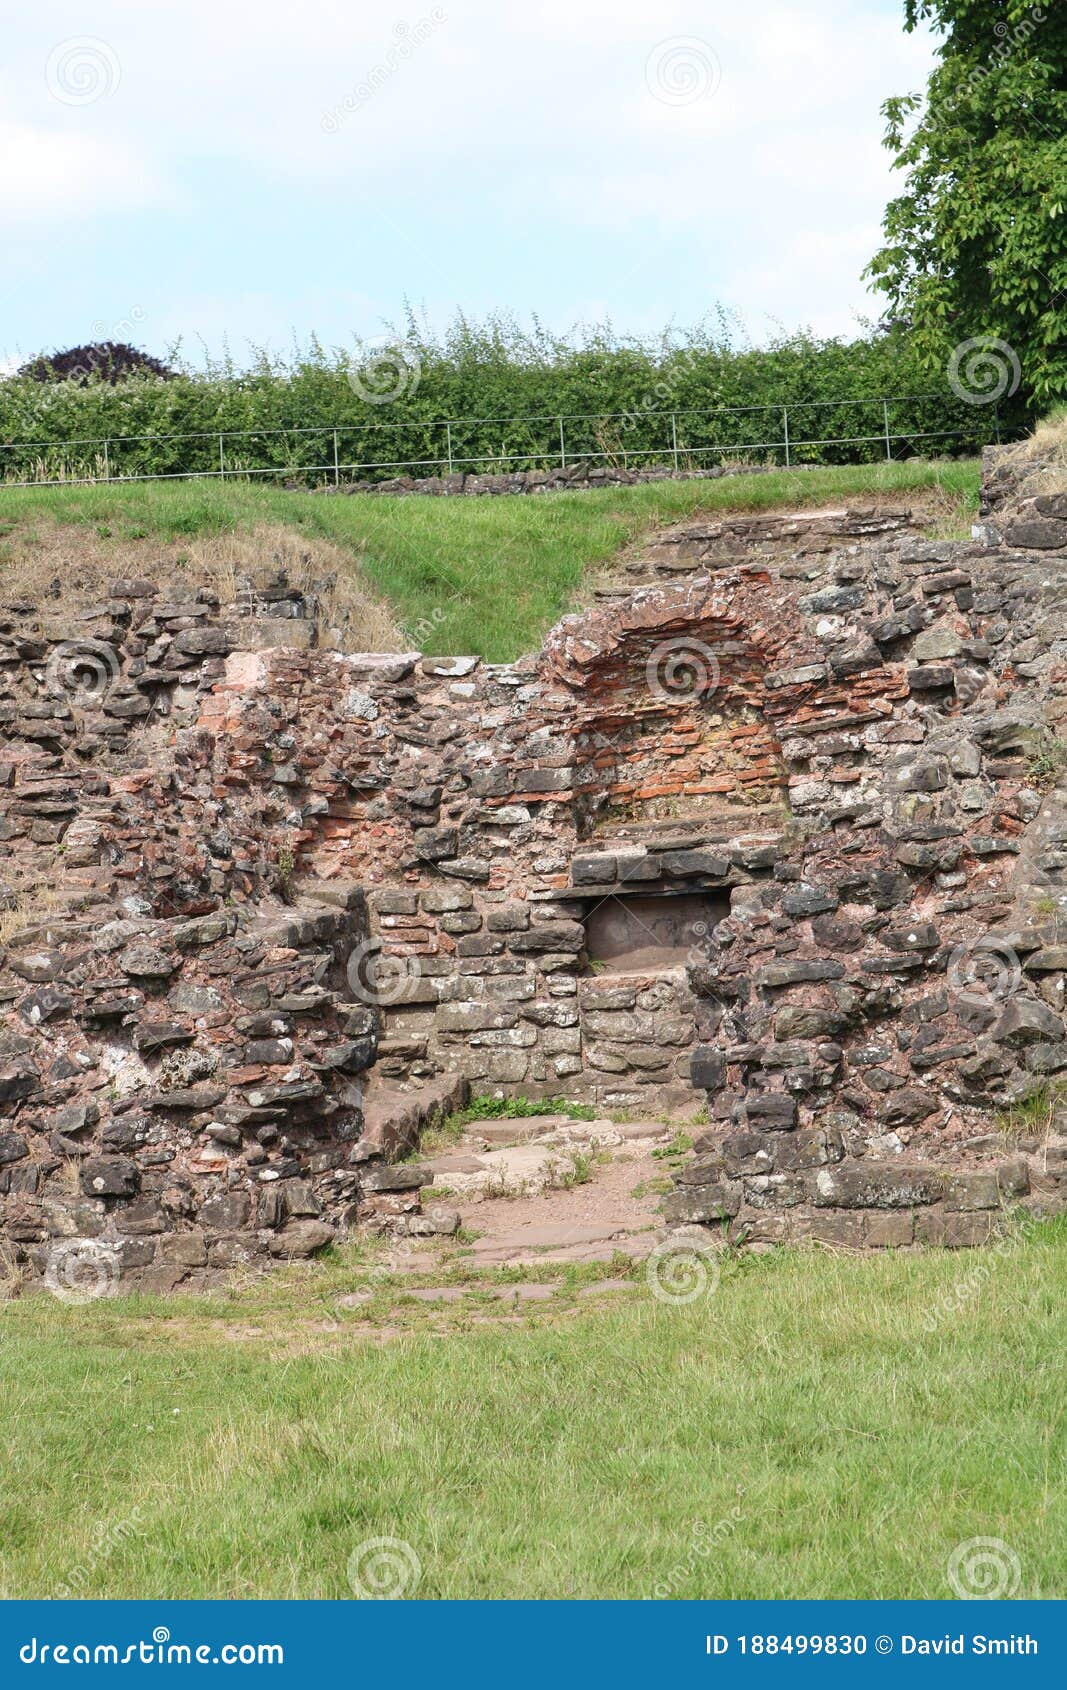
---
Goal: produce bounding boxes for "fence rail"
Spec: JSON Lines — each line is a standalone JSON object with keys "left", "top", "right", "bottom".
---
{"left": 0, "top": 394, "right": 1005, "bottom": 490}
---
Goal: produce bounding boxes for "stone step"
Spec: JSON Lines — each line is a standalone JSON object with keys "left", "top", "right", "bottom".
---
{"left": 360, "top": 1070, "right": 470, "bottom": 1160}
{"left": 470, "top": 1218, "right": 657, "bottom": 1265}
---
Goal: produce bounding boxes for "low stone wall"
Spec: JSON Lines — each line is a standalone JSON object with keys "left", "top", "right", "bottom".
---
{"left": 312, "top": 461, "right": 785, "bottom": 499}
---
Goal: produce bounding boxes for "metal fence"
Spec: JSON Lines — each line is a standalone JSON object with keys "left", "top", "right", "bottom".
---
{"left": 0, "top": 394, "right": 1006, "bottom": 489}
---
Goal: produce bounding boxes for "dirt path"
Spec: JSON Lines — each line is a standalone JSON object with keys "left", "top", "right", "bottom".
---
{"left": 420, "top": 1114, "right": 679, "bottom": 1266}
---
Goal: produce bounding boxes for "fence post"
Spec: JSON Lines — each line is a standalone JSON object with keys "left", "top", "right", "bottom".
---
{"left": 446, "top": 420, "right": 453, "bottom": 474}
{"left": 559, "top": 416, "right": 566, "bottom": 469}
{"left": 103, "top": 439, "right": 110, "bottom": 483}
{"left": 883, "top": 399, "right": 892, "bottom": 461}
{"left": 219, "top": 434, "right": 225, "bottom": 480}
{"left": 782, "top": 408, "right": 790, "bottom": 469}
{"left": 333, "top": 430, "right": 340, "bottom": 486}
{"left": 671, "top": 413, "right": 679, "bottom": 473}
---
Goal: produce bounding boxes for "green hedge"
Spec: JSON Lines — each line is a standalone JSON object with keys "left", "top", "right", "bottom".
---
{"left": 0, "top": 318, "right": 1028, "bottom": 486}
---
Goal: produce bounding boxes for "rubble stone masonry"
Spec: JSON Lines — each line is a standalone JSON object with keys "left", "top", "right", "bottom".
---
{"left": 0, "top": 446, "right": 1064, "bottom": 1285}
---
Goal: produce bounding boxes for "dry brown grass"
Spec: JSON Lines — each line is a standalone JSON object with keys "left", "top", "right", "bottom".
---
{"left": 0, "top": 868, "right": 92, "bottom": 946}
{"left": 998, "top": 406, "right": 1067, "bottom": 499}
{"left": 0, "top": 520, "right": 405, "bottom": 651}
{"left": 918, "top": 483, "right": 978, "bottom": 541}
{"left": 0, "top": 887, "right": 67, "bottom": 946}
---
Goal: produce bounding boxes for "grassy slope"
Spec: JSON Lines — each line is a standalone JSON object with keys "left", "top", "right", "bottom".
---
{"left": 1, "top": 1225, "right": 1063, "bottom": 1600}
{"left": 0, "top": 460, "right": 980, "bottom": 661}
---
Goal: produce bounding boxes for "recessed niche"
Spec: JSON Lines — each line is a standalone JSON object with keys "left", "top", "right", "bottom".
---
{"left": 583, "top": 890, "right": 730, "bottom": 975}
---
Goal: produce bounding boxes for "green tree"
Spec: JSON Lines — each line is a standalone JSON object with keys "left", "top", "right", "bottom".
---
{"left": 866, "top": 1, "right": 1067, "bottom": 405}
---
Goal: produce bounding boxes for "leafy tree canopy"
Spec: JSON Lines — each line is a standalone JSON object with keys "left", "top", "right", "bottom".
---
{"left": 866, "top": 0, "right": 1067, "bottom": 403}
{"left": 18, "top": 342, "right": 174, "bottom": 385}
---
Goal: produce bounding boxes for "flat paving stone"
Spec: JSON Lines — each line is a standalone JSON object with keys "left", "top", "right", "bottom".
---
{"left": 471, "top": 1220, "right": 656, "bottom": 1265}
{"left": 578, "top": 1277, "right": 639, "bottom": 1296}
{"left": 478, "top": 1220, "right": 635, "bottom": 1252}
{"left": 489, "top": 1282, "right": 559, "bottom": 1302}
{"left": 479, "top": 1117, "right": 572, "bottom": 1144}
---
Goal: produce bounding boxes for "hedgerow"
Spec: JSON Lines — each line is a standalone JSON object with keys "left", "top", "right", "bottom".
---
{"left": 0, "top": 313, "right": 1029, "bottom": 484}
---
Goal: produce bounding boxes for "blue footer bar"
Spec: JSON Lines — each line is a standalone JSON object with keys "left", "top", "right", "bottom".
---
{"left": 2, "top": 1601, "right": 1063, "bottom": 1686}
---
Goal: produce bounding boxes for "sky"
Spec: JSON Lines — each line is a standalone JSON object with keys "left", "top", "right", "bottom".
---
{"left": 0, "top": 1, "right": 938, "bottom": 371}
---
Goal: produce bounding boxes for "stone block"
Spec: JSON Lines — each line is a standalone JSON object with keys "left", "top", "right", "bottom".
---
{"left": 812, "top": 1161, "right": 943, "bottom": 1208}
{"left": 199, "top": 1191, "right": 252, "bottom": 1231}
{"left": 915, "top": 1208, "right": 998, "bottom": 1247}
{"left": 743, "top": 1094, "right": 797, "bottom": 1131}
{"left": 159, "top": 1231, "right": 208, "bottom": 1267}
{"left": 361, "top": 1164, "right": 429, "bottom": 1193}
{"left": 756, "top": 960, "right": 845, "bottom": 988}
{"left": 944, "top": 1172, "right": 1001, "bottom": 1211}
{"left": 997, "top": 1157, "right": 1030, "bottom": 1198}
{"left": 865, "top": 1211, "right": 914, "bottom": 1248}
{"left": 487, "top": 905, "right": 530, "bottom": 932}
{"left": 662, "top": 1181, "right": 741, "bottom": 1224}
{"left": 437, "top": 1003, "right": 519, "bottom": 1033}
{"left": 420, "top": 886, "right": 473, "bottom": 913}
{"left": 267, "top": 1220, "right": 335, "bottom": 1257}
{"left": 80, "top": 1157, "right": 140, "bottom": 1198}
{"left": 509, "top": 921, "right": 585, "bottom": 954}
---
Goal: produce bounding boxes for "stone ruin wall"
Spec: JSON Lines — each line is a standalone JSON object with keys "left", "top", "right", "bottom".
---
{"left": 0, "top": 446, "right": 1065, "bottom": 1287}
{"left": 312, "top": 459, "right": 783, "bottom": 500}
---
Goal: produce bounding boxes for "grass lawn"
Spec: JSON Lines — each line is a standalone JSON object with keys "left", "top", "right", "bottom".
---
{"left": 1, "top": 1221, "right": 1062, "bottom": 1601}
{"left": 0, "top": 459, "right": 980, "bottom": 660}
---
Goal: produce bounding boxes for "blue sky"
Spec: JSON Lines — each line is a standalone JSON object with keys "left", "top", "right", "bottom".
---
{"left": 1, "top": 1, "right": 936, "bottom": 371}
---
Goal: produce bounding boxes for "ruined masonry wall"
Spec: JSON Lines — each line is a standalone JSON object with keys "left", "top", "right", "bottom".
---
{"left": 1, "top": 466, "right": 1066, "bottom": 1283}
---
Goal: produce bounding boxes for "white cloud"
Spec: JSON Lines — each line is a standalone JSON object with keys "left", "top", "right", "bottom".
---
{"left": 0, "top": 121, "right": 167, "bottom": 222}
